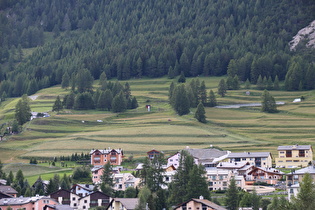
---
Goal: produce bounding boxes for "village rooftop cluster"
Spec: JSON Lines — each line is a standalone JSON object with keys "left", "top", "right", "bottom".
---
{"left": 0, "top": 144, "right": 313, "bottom": 209}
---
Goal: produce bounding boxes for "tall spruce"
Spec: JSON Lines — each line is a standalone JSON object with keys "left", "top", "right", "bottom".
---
{"left": 218, "top": 79, "right": 227, "bottom": 97}
{"left": 172, "top": 84, "right": 190, "bottom": 115}
{"left": 52, "top": 95, "right": 63, "bottom": 112}
{"left": 225, "top": 178, "right": 239, "bottom": 210}
{"left": 15, "top": 94, "right": 32, "bottom": 125}
{"left": 208, "top": 90, "right": 217, "bottom": 107}
{"left": 195, "top": 102, "right": 206, "bottom": 123}
{"left": 292, "top": 173, "right": 315, "bottom": 210}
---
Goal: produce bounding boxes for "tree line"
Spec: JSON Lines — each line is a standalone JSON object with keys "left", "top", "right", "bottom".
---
{"left": 0, "top": 0, "right": 315, "bottom": 98}
{"left": 54, "top": 79, "right": 138, "bottom": 112}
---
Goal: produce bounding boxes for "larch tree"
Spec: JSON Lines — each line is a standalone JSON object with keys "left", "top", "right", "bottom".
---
{"left": 261, "top": 90, "right": 277, "bottom": 113}
{"left": 225, "top": 178, "right": 239, "bottom": 210}
{"left": 172, "top": 84, "right": 190, "bottom": 115}
{"left": 15, "top": 94, "right": 32, "bottom": 125}
{"left": 52, "top": 95, "right": 63, "bottom": 112}
{"left": 208, "top": 90, "right": 217, "bottom": 107}
{"left": 218, "top": 79, "right": 227, "bottom": 97}
{"left": 292, "top": 173, "right": 315, "bottom": 210}
{"left": 195, "top": 102, "right": 206, "bottom": 123}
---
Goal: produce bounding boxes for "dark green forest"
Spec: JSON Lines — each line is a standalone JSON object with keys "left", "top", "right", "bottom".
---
{"left": 0, "top": 0, "right": 315, "bottom": 97}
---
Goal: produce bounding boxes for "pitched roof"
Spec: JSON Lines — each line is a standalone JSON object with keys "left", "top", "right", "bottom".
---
{"left": 277, "top": 145, "right": 312, "bottom": 151}
{"left": 0, "top": 186, "right": 18, "bottom": 194}
{"left": 185, "top": 148, "right": 229, "bottom": 161}
{"left": 107, "top": 198, "right": 139, "bottom": 210}
{"left": 174, "top": 198, "right": 226, "bottom": 210}
{"left": 248, "top": 167, "right": 284, "bottom": 175}
{"left": 216, "top": 161, "right": 249, "bottom": 169}
{"left": 228, "top": 152, "right": 271, "bottom": 158}
{"left": 0, "top": 196, "right": 53, "bottom": 205}
{"left": 44, "top": 204, "right": 74, "bottom": 210}
{"left": 290, "top": 166, "right": 315, "bottom": 175}
{"left": 90, "top": 148, "right": 123, "bottom": 155}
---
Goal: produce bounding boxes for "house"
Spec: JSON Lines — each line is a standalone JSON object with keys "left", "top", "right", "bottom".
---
{"left": 71, "top": 184, "right": 94, "bottom": 197}
{"left": 275, "top": 145, "right": 313, "bottom": 168}
{"left": 90, "top": 148, "right": 123, "bottom": 166}
{"left": 147, "top": 149, "right": 161, "bottom": 160}
{"left": 286, "top": 165, "right": 315, "bottom": 186}
{"left": 106, "top": 198, "right": 139, "bottom": 210}
{"left": 113, "top": 173, "right": 140, "bottom": 191}
{"left": 288, "top": 183, "right": 299, "bottom": 201}
{"left": 206, "top": 168, "right": 245, "bottom": 191}
{"left": 185, "top": 147, "right": 231, "bottom": 167}
{"left": 0, "top": 179, "right": 7, "bottom": 185}
{"left": 0, "top": 195, "right": 59, "bottom": 210}
{"left": 49, "top": 189, "right": 111, "bottom": 209}
{"left": 246, "top": 167, "right": 284, "bottom": 185}
{"left": 77, "top": 191, "right": 111, "bottom": 209}
{"left": 167, "top": 152, "right": 180, "bottom": 168}
{"left": 167, "top": 148, "right": 230, "bottom": 169}
{"left": 174, "top": 197, "right": 226, "bottom": 210}
{"left": 227, "top": 152, "right": 272, "bottom": 168}
{"left": 49, "top": 189, "right": 74, "bottom": 206}
{"left": 43, "top": 204, "right": 74, "bottom": 210}
{"left": 0, "top": 186, "right": 18, "bottom": 198}
{"left": 91, "top": 165, "right": 123, "bottom": 184}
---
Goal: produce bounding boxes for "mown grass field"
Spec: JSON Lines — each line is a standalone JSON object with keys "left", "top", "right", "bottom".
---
{"left": 1, "top": 76, "right": 315, "bottom": 182}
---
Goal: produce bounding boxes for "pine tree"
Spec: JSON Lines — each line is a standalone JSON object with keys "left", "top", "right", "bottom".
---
{"left": 178, "top": 71, "right": 186, "bottom": 83}
{"left": 172, "top": 84, "right": 190, "bottom": 115}
{"left": 245, "top": 79, "right": 251, "bottom": 89}
{"left": 61, "top": 72, "right": 70, "bottom": 89}
{"left": 232, "top": 75, "right": 240, "bottom": 90}
{"left": 199, "top": 81, "right": 207, "bottom": 104}
{"left": 261, "top": 90, "right": 277, "bottom": 113}
{"left": 292, "top": 173, "right": 315, "bottom": 210}
{"left": 15, "top": 94, "right": 32, "bottom": 125}
{"left": 112, "top": 91, "right": 127, "bottom": 113}
{"left": 218, "top": 79, "right": 227, "bottom": 97}
{"left": 225, "top": 178, "right": 239, "bottom": 210}
{"left": 208, "top": 90, "right": 217, "bottom": 107}
{"left": 168, "top": 66, "right": 176, "bottom": 79}
{"left": 101, "top": 161, "right": 114, "bottom": 187}
{"left": 195, "top": 102, "right": 206, "bottom": 123}
{"left": 273, "top": 75, "right": 280, "bottom": 90}
{"left": 52, "top": 96, "right": 63, "bottom": 112}
{"left": 131, "top": 97, "right": 138, "bottom": 109}
{"left": 256, "top": 75, "right": 264, "bottom": 90}
{"left": 99, "top": 71, "right": 107, "bottom": 85}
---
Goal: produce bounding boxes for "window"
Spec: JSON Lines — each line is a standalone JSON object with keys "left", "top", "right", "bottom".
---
{"left": 235, "top": 158, "right": 241, "bottom": 162}
{"left": 242, "top": 158, "right": 246, "bottom": 161}
{"left": 212, "top": 175, "right": 216, "bottom": 180}
{"left": 170, "top": 159, "right": 173, "bottom": 162}
{"left": 294, "top": 160, "right": 299, "bottom": 162}
{"left": 280, "top": 151, "right": 284, "bottom": 154}
{"left": 83, "top": 206, "right": 86, "bottom": 209}
{"left": 74, "top": 204, "right": 77, "bottom": 207}
{"left": 72, "top": 197, "right": 76, "bottom": 201}
{"left": 219, "top": 176, "right": 223, "bottom": 180}
{"left": 209, "top": 182, "right": 213, "bottom": 186}
{"left": 84, "top": 200, "right": 87, "bottom": 203}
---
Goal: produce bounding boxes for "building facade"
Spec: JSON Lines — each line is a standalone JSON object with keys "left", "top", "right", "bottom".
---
{"left": 275, "top": 145, "right": 313, "bottom": 168}
{"left": 90, "top": 148, "right": 123, "bottom": 166}
{"left": 227, "top": 152, "right": 272, "bottom": 168}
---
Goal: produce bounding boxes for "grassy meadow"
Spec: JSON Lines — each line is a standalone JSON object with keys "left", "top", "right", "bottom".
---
{"left": 1, "top": 76, "right": 315, "bottom": 183}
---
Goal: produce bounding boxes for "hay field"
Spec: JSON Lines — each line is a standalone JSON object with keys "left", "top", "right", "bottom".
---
{"left": 0, "top": 76, "right": 315, "bottom": 165}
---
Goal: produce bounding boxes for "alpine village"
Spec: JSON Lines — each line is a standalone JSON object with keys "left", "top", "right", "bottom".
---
{"left": 0, "top": 1, "right": 315, "bottom": 210}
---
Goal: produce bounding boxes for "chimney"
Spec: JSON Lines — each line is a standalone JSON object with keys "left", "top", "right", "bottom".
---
{"left": 199, "top": 195, "right": 204, "bottom": 200}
